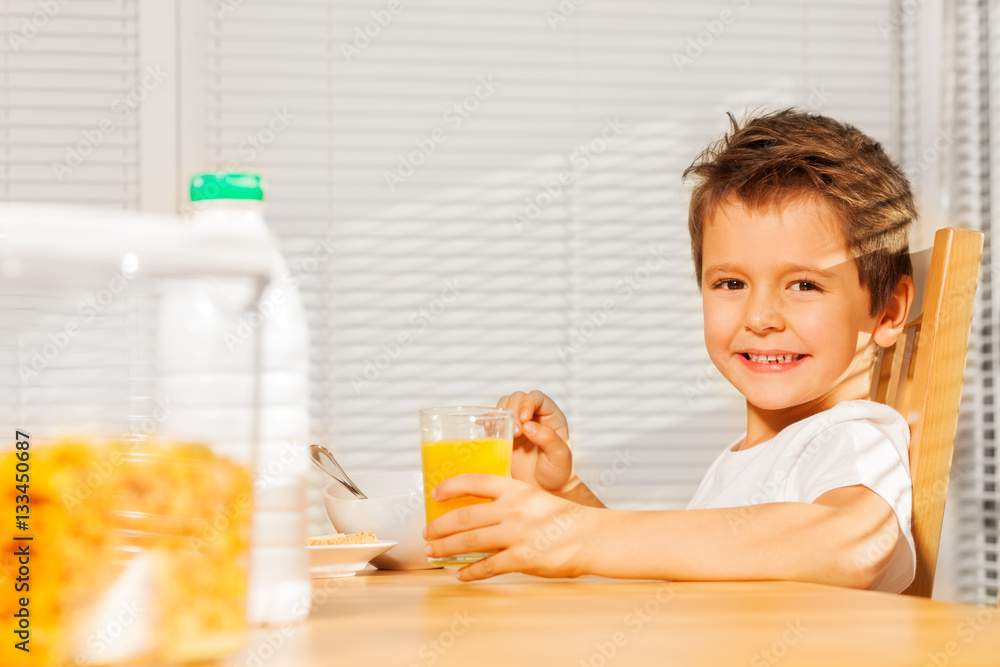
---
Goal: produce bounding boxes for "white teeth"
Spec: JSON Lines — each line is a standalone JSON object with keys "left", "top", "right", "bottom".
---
{"left": 747, "top": 353, "right": 799, "bottom": 364}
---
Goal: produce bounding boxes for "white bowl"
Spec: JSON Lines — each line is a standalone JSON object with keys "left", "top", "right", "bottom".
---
{"left": 322, "top": 471, "right": 439, "bottom": 570}
{"left": 307, "top": 541, "right": 397, "bottom": 578}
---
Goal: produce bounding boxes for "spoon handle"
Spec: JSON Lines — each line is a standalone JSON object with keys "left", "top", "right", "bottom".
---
{"left": 309, "top": 445, "right": 368, "bottom": 499}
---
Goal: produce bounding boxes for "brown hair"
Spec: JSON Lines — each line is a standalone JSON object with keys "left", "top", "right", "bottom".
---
{"left": 683, "top": 108, "right": 914, "bottom": 316}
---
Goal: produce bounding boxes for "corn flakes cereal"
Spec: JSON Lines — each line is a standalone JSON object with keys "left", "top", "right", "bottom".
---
{"left": 0, "top": 438, "right": 252, "bottom": 667}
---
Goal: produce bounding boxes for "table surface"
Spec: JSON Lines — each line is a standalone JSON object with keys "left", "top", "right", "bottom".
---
{"left": 235, "top": 569, "right": 1000, "bottom": 667}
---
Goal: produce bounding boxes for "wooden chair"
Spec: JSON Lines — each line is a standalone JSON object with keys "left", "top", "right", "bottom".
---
{"left": 871, "top": 227, "right": 984, "bottom": 597}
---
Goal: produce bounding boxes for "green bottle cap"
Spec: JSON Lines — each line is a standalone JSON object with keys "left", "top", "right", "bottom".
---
{"left": 190, "top": 172, "right": 264, "bottom": 202}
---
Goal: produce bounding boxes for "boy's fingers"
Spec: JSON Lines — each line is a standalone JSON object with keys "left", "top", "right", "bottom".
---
{"left": 498, "top": 391, "right": 534, "bottom": 434}
{"left": 423, "top": 487, "right": 509, "bottom": 541}
{"left": 498, "top": 390, "right": 564, "bottom": 438}
{"left": 456, "top": 551, "right": 514, "bottom": 581}
{"left": 496, "top": 395, "right": 517, "bottom": 434}
{"left": 522, "top": 421, "right": 571, "bottom": 462}
{"left": 430, "top": 473, "right": 508, "bottom": 502}
{"left": 524, "top": 390, "right": 560, "bottom": 423}
{"left": 500, "top": 390, "right": 547, "bottom": 423}
{"left": 425, "top": 524, "right": 508, "bottom": 561}
{"left": 527, "top": 389, "right": 557, "bottom": 420}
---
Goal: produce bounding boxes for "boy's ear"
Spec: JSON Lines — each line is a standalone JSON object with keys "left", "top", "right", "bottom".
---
{"left": 872, "top": 275, "right": 915, "bottom": 348}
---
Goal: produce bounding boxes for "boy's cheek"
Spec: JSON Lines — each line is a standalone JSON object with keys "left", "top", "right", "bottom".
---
{"left": 701, "top": 315, "right": 734, "bottom": 349}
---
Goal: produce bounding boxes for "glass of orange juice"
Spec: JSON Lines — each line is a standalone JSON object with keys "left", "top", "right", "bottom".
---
{"left": 420, "top": 406, "right": 514, "bottom": 565}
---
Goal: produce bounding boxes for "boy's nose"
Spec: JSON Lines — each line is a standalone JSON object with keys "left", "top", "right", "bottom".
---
{"left": 744, "top": 293, "right": 784, "bottom": 333}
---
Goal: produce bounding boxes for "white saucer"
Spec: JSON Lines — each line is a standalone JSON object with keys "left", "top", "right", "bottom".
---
{"left": 307, "top": 541, "right": 398, "bottom": 578}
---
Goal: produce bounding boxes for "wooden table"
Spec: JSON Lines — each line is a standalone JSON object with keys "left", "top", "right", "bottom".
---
{"left": 235, "top": 569, "right": 1000, "bottom": 667}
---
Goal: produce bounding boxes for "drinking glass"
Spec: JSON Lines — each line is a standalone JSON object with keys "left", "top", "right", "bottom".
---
{"left": 419, "top": 406, "right": 514, "bottom": 565}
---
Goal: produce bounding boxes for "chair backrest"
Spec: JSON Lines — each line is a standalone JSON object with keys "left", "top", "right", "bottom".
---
{"left": 871, "top": 227, "right": 983, "bottom": 598}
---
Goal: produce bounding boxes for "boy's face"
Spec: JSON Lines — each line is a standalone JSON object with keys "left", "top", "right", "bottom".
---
{"left": 700, "top": 195, "right": 883, "bottom": 416}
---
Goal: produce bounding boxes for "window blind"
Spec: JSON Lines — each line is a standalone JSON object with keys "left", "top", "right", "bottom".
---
{"left": 7, "top": 0, "right": 995, "bottom": 605}
{"left": 900, "top": 0, "right": 999, "bottom": 605}
{"left": 187, "top": 0, "right": 899, "bottom": 535}
{"left": 947, "top": 0, "right": 1000, "bottom": 606}
{"left": 982, "top": 0, "right": 1000, "bottom": 606}
{"left": 941, "top": 0, "right": 993, "bottom": 605}
{"left": 2, "top": 0, "right": 918, "bottom": 548}
{"left": 0, "top": 0, "right": 141, "bottom": 207}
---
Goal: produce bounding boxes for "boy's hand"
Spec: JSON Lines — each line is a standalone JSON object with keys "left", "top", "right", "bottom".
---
{"left": 497, "top": 390, "right": 575, "bottom": 497}
{"left": 423, "top": 473, "right": 595, "bottom": 581}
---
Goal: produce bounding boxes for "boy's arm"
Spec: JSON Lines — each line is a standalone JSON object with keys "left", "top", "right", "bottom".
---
{"left": 584, "top": 485, "right": 897, "bottom": 587}
{"left": 424, "top": 476, "right": 898, "bottom": 588}
{"left": 557, "top": 477, "right": 606, "bottom": 508}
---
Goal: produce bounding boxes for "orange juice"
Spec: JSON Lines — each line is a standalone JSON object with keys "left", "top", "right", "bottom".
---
{"left": 421, "top": 437, "right": 512, "bottom": 523}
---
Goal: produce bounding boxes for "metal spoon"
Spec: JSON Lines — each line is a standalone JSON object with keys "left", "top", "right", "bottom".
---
{"left": 309, "top": 444, "right": 368, "bottom": 499}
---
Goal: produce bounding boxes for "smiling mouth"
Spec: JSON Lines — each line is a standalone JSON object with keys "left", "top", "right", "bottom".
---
{"left": 741, "top": 352, "right": 806, "bottom": 364}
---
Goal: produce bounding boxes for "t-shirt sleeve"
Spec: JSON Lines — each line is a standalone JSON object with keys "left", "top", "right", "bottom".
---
{"left": 791, "top": 419, "right": 911, "bottom": 511}
{"left": 788, "top": 415, "right": 915, "bottom": 593}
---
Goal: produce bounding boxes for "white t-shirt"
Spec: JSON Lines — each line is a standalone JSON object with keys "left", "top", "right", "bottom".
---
{"left": 686, "top": 400, "right": 915, "bottom": 593}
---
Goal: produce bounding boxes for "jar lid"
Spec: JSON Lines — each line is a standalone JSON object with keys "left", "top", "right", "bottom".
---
{"left": 190, "top": 173, "right": 264, "bottom": 202}
{"left": 0, "top": 203, "right": 272, "bottom": 281}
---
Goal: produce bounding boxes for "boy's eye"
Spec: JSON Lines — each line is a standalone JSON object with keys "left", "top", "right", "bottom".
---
{"left": 713, "top": 279, "right": 745, "bottom": 290}
{"left": 790, "top": 281, "right": 821, "bottom": 292}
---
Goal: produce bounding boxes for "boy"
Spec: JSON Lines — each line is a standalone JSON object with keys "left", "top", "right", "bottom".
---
{"left": 423, "top": 109, "right": 917, "bottom": 592}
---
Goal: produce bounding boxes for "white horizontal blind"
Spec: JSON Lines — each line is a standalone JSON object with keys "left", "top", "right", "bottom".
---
{"left": 968, "top": 0, "right": 1000, "bottom": 605}
{"left": 907, "top": 0, "right": 999, "bottom": 605}
{"left": 0, "top": 0, "right": 140, "bottom": 207}
{"left": 942, "top": 0, "right": 993, "bottom": 605}
{"left": 984, "top": 0, "right": 1000, "bottom": 606}
{"left": 192, "top": 0, "right": 898, "bottom": 535}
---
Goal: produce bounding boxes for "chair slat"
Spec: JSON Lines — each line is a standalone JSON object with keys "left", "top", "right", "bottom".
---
{"left": 889, "top": 227, "right": 984, "bottom": 597}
